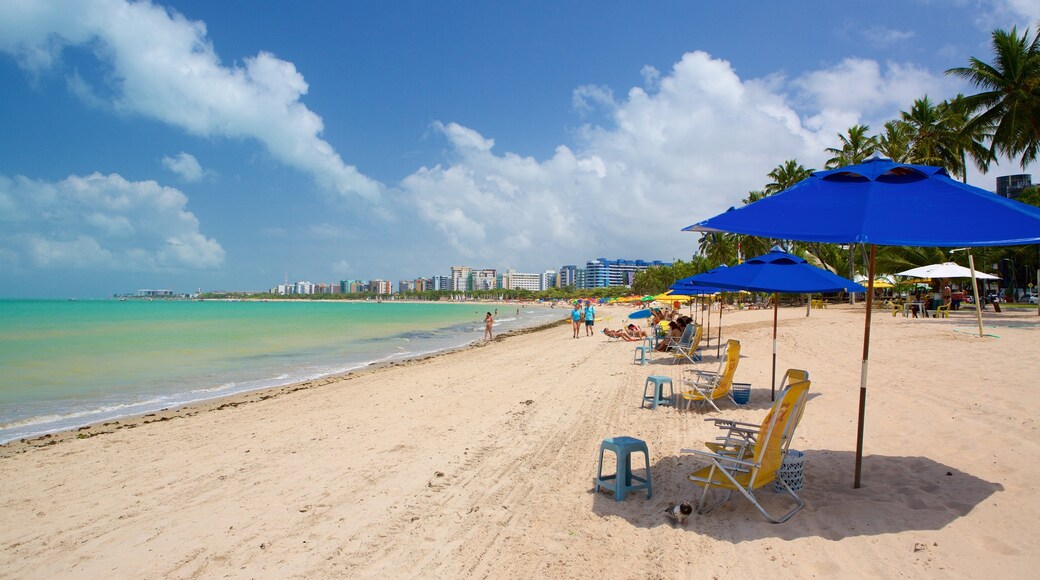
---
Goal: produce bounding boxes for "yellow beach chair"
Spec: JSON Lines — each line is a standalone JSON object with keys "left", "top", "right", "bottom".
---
{"left": 703, "top": 369, "right": 809, "bottom": 457}
{"left": 934, "top": 303, "right": 951, "bottom": 318}
{"left": 680, "top": 340, "right": 740, "bottom": 412}
{"left": 681, "top": 377, "right": 811, "bottom": 523}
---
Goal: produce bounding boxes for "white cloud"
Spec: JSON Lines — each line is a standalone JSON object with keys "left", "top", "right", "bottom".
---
{"left": 0, "top": 0, "right": 382, "bottom": 201}
{"left": 976, "top": 0, "right": 1040, "bottom": 31}
{"left": 161, "top": 151, "right": 206, "bottom": 182}
{"left": 862, "top": 26, "right": 915, "bottom": 47}
{"left": 399, "top": 50, "right": 976, "bottom": 272}
{"left": 0, "top": 172, "right": 224, "bottom": 271}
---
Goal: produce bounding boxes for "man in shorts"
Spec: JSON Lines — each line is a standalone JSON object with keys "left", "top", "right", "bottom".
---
{"left": 583, "top": 300, "right": 595, "bottom": 336}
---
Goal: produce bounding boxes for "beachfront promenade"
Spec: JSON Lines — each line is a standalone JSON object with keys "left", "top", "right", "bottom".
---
{"left": 1, "top": 303, "right": 1037, "bottom": 577}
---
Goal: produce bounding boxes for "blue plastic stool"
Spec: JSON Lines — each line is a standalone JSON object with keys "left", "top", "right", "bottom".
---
{"left": 595, "top": 436, "right": 652, "bottom": 501}
{"left": 641, "top": 375, "right": 674, "bottom": 409}
{"left": 634, "top": 346, "right": 652, "bottom": 365}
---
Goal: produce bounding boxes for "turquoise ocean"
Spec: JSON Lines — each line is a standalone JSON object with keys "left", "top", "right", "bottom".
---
{"left": 0, "top": 300, "right": 562, "bottom": 444}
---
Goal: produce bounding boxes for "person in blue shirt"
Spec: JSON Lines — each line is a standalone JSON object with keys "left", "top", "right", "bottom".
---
{"left": 570, "top": 302, "right": 583, "bottom": 338}
{"left": 583, "top": 301, "right": 596, "bottom": 336}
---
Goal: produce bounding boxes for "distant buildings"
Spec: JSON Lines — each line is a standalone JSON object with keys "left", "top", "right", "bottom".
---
{"left": 584, "top": 258, "right": 670, "bottom": 288}
{"left": 997, "top": 174, "right": 1032, "bottom": 199}
{"left": 270, "top": 256, "right": 670, "bottom": 296}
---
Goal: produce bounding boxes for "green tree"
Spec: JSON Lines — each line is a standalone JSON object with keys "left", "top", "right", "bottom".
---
{"left": 877, "top": 120, "right": 913, "bottom": 162}
{"left": 824, "top": 124, "right": 878, "bottom": 168}
{"left": 899, "top": 96, "right": 964, "bottom": 175}
{"left": 946, "top": 24, "right": 1040, "bottom": 168}
{"left": 765, "top": 159, "right": 813, "bottom": 194}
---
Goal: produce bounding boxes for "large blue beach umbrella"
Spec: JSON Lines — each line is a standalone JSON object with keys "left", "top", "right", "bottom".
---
{"left": 684, "top": 157, "right": 1040, "bottom": 488}
{"left": 684, "top": 248, "right": 866, "bottom": 401}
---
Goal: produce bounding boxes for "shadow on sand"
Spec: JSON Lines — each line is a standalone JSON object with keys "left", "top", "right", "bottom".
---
{"left": 590, "top": 449, "right": 1003, "bottom": 542}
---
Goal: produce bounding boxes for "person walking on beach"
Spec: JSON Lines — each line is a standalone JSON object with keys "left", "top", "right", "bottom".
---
{"left": 583, "top": 300, "right": 596, "bottom": 337}
{"left": 484, "top": 312, "right": 494, "bottom": 340}
{"left": 571, "top": 302, "right": 582, "bottom": 338}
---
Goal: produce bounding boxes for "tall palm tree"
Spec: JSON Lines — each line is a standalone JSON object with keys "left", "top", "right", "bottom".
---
{"left": 946, "top": 24, "right": 1040, "bottom": 168}
{"left": 824, "top": 124, "right": 877, "bottom": 168}
{"left": 900, "top": 96, "right": 963, "bottom": 175}
{"left": 877, "top": 119, "right": 913, "bottom": 163}
{"left": 942, "top": 93, "right": 995, "bottom": 181}
{"left": 765, "top": 159, "right": 813, "bottom": 194}
{"left": 697, "top": 232, "right": 737, "bottom": 266}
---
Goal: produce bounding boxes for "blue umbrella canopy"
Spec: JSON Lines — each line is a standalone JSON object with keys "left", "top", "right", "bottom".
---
{"left": 684, "top": 158, "right": 1040, "bottom": 489}
{"left": 685, "top": 157, "right": 1040, "bottom": 246}
{"left": 684, "top": 249, "right": 866, "bottom": 294}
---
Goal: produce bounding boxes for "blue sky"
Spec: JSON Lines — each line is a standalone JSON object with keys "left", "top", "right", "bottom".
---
{"left": 1, "top": 0, "right": 1038, "bottom": 298}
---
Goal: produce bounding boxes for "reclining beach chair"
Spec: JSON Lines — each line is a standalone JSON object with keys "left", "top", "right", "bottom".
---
{"left": 660, "top": 323, "right": 694, "bottom": 353}
{"left": 670, "top": 324, "right": 703, "bottom": 364}
{"left": 681, "top": 376, "right": 811, "bottom": 523}
{"left": 679, "top": 339, "right": 740, "bottom": 412}
{"left": 703, "top": 369, "right": 809, "bottom": 457}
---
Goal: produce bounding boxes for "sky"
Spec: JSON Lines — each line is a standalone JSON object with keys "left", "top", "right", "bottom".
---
{"left": 1, "top": 0, "right": 1038, "bottom": 298}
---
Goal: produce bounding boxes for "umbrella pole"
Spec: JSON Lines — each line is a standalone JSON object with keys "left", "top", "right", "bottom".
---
{"left": 806, "top": 292, "right": 811, "bottom": 317}
{"left": 703, "top": 297, "right": 710, "bottom": 350}
{"left": 717, "top": 293, "right": 723, "bottom": 359}
{"left": 854, "top": 245, "right": 877, "bottom": 489}
{"left": 968, "top": 253, "right": 985, "bottom": 338}
{"left": 771, "top": 292, "right": 778, "bottom": 401}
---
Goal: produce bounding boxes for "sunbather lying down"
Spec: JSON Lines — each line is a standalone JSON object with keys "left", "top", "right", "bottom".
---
{"left": 603, "top": 324, "right": 647, "bottom": 341}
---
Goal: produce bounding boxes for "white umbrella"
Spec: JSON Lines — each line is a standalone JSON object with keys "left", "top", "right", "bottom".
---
{"left": 896, "top": 262, "right": 1000, "bottom": 337}
{"left": 895, "top": 262, "right": 1000, "bottom": 280}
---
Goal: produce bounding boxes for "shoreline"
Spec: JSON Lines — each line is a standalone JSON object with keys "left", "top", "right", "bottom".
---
{"left": 0, "top": 316, "right": 570, "bottom": 458}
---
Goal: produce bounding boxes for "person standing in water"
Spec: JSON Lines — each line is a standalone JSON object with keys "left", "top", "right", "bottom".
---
{"left": 484, "top": 312, "right": 494, "bottom": 340}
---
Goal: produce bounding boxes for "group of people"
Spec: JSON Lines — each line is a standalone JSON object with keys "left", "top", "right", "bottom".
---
{"left": 654, "top": 314, "right": 695, "bottom": 351}
{"left": 598, "top": 306, "right": 696, "bottom": 350}
{"left": 570, "top": 300, "right": 597, "bottom": 338}
{"left": 602, "top": 324, "right": 648, "bottom": 341}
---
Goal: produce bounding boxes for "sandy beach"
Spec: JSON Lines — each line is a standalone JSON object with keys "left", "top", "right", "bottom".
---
{"left": 2, "top": 302, "right": 1038, "bottom": 578}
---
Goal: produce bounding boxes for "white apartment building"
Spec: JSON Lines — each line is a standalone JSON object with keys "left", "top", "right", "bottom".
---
{"left": 501, "top": 269, "right": 542, "bottom": 291}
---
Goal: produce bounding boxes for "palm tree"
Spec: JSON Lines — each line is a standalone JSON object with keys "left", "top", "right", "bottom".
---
{"left": 765, "top": 159, "right": 813, "bottom": 194}
{"left": 877, "top": 120, "right": 913, "bottom": 162}
{"left": 946, "top": 24, "right": 1040, "bottom": 168}
{"left": 824, "top": 124, "right": 877, "bottom": 168}
{"left": 942, "top": 94, "right": 994, "bottom": 181}
{"left": 900, "top": 96, "right": 963, "bottom": 175}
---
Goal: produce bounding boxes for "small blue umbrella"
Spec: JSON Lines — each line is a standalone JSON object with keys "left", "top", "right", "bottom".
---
{"left": 628, "top": 309, "right": 653, "bottom": 319}
{"left": 684, "top": 157, "right": 1040, "bottom": 488}
{"left": 685, "top": 248, "right": 865, "bottom": 400}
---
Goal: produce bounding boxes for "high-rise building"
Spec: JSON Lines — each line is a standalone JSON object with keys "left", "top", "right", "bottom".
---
{"left": 585, "top": 258, "right": 671, "bottom": 288}
{"left": 450, "top": 266, "right": 471, "bottom": 291}
{"left": 501, "top": 269, "right": 541, "bottom": 291}
{"left": 471, "top": 269, "right": 497, "bottom": 290}
{"left": 997, "top": 174, "right": 1032, "bottom": 199}
{"left": 339, "top": 279, "right": 364, "bottom": 293}
{"left": 558, "top": 265, "right": 578, "bottom": 288}
{"left": 368, "top": 280, "right": 392, "bottom": 294}
{"left": 431, "top": 276, "right": 451, "bottom": 291}
{"left": 541, "top": 270, "right": 557, "bottom": 290}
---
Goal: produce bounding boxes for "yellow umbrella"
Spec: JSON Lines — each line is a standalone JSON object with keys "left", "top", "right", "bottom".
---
{"left": 655, "top": 291, "right": 694, "bottom": 301}
{"left": 872, "top": 280, "right": 895, "bottom": 289}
